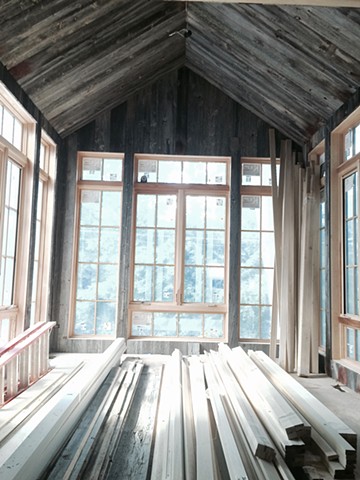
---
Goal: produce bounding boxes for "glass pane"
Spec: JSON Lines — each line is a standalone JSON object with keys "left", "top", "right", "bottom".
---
{"left": 9, "top": 162, "right": 20, "bottom": 209}
{"left": 156, "top": 230, "right": 175, "bottom": 265}
{"left": 3, "top": 108, "right": 14, "bottom": 144}
{"left": 3, "top": 258, "right": 14, "bottom": 304}
{"left": 242, "top": 163, "right": 261, "bottom": 186}
{"left": 320, "top": 229, "right": 326, "bottom": 268}
{"left": 80, "top": 191, "right": 100, "bottom": 225}
{"left": 356, "top": 330, "right": 360, "bottom": 361}
{"left": 186, "top": 196, "right": 205, "bottom": 229}
{"left": 204, "top": 314, "right": 223, "bottom": 338}
{"left": 185, "top": 230, "right": 204, "bottom": 265}
{"left": 76, "top": 264, "right": 97, "bottom": 300}
{"left": 261, "top": 197, "right": 274, "bottom": 231}
{"left": 346, "top": 328, "right": 355, "bottom": 359}
{"left": 158, "top": 160, "right": 181, "bottom": 183}
{"left": 78, "top": 227, "right": 99, "bottom": 262}
{"left": 154, "top": 312, "right": 177, "bottom": 336}
{"left": 133, "top": 265, "right": 153, "bottom": 301}
{"left": 135, "top": 229, "right": 155, "bottom": 264}
{"left": 241, "top": 231, "right": 260, "bottom": 267}
{"left": 206, "top": 231, "right": 224, "bottom": 266}
{"left": 136, "top": 195, "right": 156, "bottom": 227}
{"left": 74, "top": 302, "right": 95, "bottom": 335}
{"left": 320, "top": 310, "right": 326, "bottom": 348}
{"left": 207, "top": 197, "right": 226, "bottom": 229}
{"left": 13, "top": 118, "right": 22, "bottom": 150}
{"left": 157, "top": 195, "right": 176, "bottom": 228}
{"left": 345, "top": 267, "right": 355, "bottom": 314}
{"left": 355, "top": 124, "right": 360, "bottom": 156}
{"left": 179, "top": 314, "right": 202, "bottom": 337}
{"left": 32, "top": 261, "right": 38, "bottom": 302}
{"left": 241, "top": 196, "right": 260, "bottom": 230}
{"left": 205, "top": 267, "right": 224, "bottom": 303}
{"left": 2, "top": 208, "right": 8, "bottom": 256}
{"left": 261, "top": 232, "right": 275, "bottom": 267}
{"left": 207, "top": 162, "right": 226, "bottom": 185}
{"left": 261, "top": 269, "right": 273, "bottom": 305}
{"left": 101, "top": 191, "right": 121, "bottom": 226}
{"left": 102, "top": 158, "right": 122, "bottom": 182}
{"left": 98, "top": 264, "right": 117, "bottom": 300}
{"left": 184, "top": 267, "right": 203, "bottom": 302}
{"left": 39, "top": 143, "right": 46, "bottom": 170}
{"left": 240, "top": 305, "right": 259, "bottom": 338}
{"left": 6, "top": 209, "right": 18, "bottom": 256}
{"left": 320, "top": 269, "right": 326, "bottom": 309}
{"left": 240, "top": 268, "right": 260, "bottom": 304}
{"left": 37, "top": 181, "right": 43, "bottom": 221}
{"left": 96, "top": 302, "right": 116, "bottom": 335}
{"left": 320, "top": 195, "right": 325, "bottom": 228}
{"left": 260, "top": 306, "right": 271, "bottom": 339}
{"left": 345, "top": 220, "right": 354, "bottom": 265}
{"left": 262, "top": 164, "right": 272, "bottom": 186}
{"left": 345, "top": 129, "right": 354, "bottom": 161}
{"left": 154, "top": 266, "right": 174, "bottom": 302}
{"left": 138, "top": 159, "right": 157, "bottom": 183}
{"left": 82, "top": 157, "right": 102, "bottom": 180}
{"left": 132, "top": 312, "right": 152, "bottom": 336}
{"left": 0, "top": 105, "right": 3, "bottom": 135}
{"left": 183, "top": 161, "right": 206, "bottom": 184}
{"left": 99, "top": 228, "right": 119, "bottom": 263}
{"left": 344, "top": 174, "right": 355, "bottom": 218}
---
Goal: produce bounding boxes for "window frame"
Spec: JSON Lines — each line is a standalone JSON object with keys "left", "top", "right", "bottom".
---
{"left": 129, "top": 154, "right": 231, "bottom": 341}
{"left": 69, "top": 151, "right": 124, "bottom": 338}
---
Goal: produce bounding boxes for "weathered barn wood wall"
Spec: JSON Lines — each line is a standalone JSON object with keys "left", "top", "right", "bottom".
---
{"left": 50, "top": 67, "right": 286, "bottom": 355}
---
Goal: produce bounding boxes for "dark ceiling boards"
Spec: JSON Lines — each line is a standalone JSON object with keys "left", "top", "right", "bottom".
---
{"left": 0, "top": 1, "right": 359, "bottom": 144}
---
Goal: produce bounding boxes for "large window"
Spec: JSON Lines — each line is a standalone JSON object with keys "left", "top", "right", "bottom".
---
{"left": 70, "top": 153, "right": 123, "bottom": 337}
{"left": 129, "top": 155, "right": 230, "bottom": 340}
{"left": 0, "top": 82, "right": 35, "bottom": 343}
{"left": 239, "top": 159, "right": 277, "bottom": 340}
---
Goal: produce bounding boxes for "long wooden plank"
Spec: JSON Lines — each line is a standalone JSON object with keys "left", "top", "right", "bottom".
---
{"left": 165, "top": 0, "right": 360, "bottom": 5}
{"left": 182, "top": 358, "right": 196, "bottom": 480}
{"left": 249, "top": 351, "right": 356, "bottom": 467}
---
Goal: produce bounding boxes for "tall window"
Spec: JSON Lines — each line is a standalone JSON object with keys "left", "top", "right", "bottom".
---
{"left": 30, "top": 134, "right": 56, "bottom": 325}
{"left": 239, "top": 159, "right": 277, "bottom": 340}
{"left": 0, "top": 82, "right": 35, "bottom": 342}
{"left": 332, "top": 107, "right": 360, "bottom": 362}
{"left": 70, "top": 153, "right": 123, "bottom": 337}
{"left": 319, "top": 189, "right": 326, "bottom": 349}
{"left": 129, "top": 155, "right": 230, "bottom": 340}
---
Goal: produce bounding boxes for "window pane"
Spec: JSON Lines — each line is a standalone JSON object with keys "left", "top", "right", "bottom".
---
{"left": 179, "top": 314, "right": 202, "bottom": 336}
{"left": 82, "top": 157, "right": 102, "bottom": 180}
{"left": 204, "top": 314, "right": 223, "bottom": 338}
{"left": 261, "top": 232, "right": 275, "bottom": 267}
{"left": 134, "top": 265, "right": 153, "bottom": 301}
{"left": 135, "top": 229, "right": 155, "bottom": 264}
{"left": 157, "top": 195, "right": 176, "bottom": 228}
{"left": 240, "top": 305, "right": 259, "bottom": 338}
{"left": 158, "top": 160, "right": 181, "bottom": 183}
{"left": 80, "top": 191, "right": 100, "bottom": 225}
{"left": 241, "top": 196, "right": 260, "bottom": 230}
{"left": 183, "top": 161, "right": 206, "bottom": 184}
{"left": 136, "top": 195, "right": 156, "bottom": 227}
{"left": 9, "top": 162, "right": 20, "bottom": 208}
{"left": 240, "top": 268, "right": 260, "bottom": 304}
{"left": 156, "top": 230, "right": 175, "bottom": 265}
{"left": 101, "top": 191, "right": 121, "bottom": 226}
{"left": 76, "top": 264, "right": 97, "bottom": 300}
{"left": 261, "top": 306, "right": 271, "bottom": 339}
{"left": 261, "top": 196, "right": 274, "bottom": 230}
{"left": 261, "top": 164, "right": 272, "bottom": 186}
{"left": 242, "top": 163, "right": 261, "bottom": 186}
{"left": 13, "top": 118, "right": 22, "bottom": 150}
{"left": 261, "top": 269, "right": 273, "bottom": 305}
{"left": 74, "top": 302, "right": 95, "bottom": 335}
{"left": 78, "top": 227, "right": 99, "bottom": 261}
{"left": 103, "top": 158, "right": 122, "bottom": 182}
{"left": 205, "top": 267, "right": 224, "bottom": 303}
{"left": 356, "top": 330, "right": 360, "bottom": 361}
{"left": 3, "top": 258, "right": 14, "bottom": 305}
{"left": 207, "top": 197, "right": 225, "bottom": 229}
{"left": 6, "top": 209, "right": 18, "bottom": 256}
{"left": 345, "top": 268, "right": 355, "bottom": 314}
{"left": 138, "top": 159, "right": 157, "bottom": 183}
{"left": 241, "top": 231, "right": 260, "bottom": 267}
{"left": 99, "top": 228, "right": 119, "bottom": 263}
{"left": 185, "top": 230, "right": 204, "bottom": 265}
{"left": 186, "top": 196, "right": 205, "bottom": 229}
{"left": 3, "top": 108, "right": 14, "bottom": 144}
{"left": 355, "top": 124, "right": 360, "bottom": 156}
{"left": 132, "top": 312, "right": 152, "bottom": 336}
{"left": 206, "top": 231, "right": 224, "bottom": 266}
{"left": 184, "top": 267, "right": 203, "bottom": 302}
{"left": 98, "top": 264, "right": 117, "bottom": 300}
{"left": 207, "top": 162, "right": 226, "bottom": 185}
{"left": 154, "top": 266, "right": 174, "bottom": 302}
{"left": 96, "top": 302, "right": 116, "bottom": 335}
{"left": 320, "top": 310, "right": 326, "bottom": 348}
{"left": 154, "top": 312, "right": 177, "bottom": 336}
{"left": 346, "top": 328, "right": 355, "bottom": 359}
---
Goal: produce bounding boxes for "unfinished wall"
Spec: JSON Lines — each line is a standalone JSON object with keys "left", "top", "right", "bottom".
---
{"left": 50, "top": 67, "right": 287, "bottom": 354}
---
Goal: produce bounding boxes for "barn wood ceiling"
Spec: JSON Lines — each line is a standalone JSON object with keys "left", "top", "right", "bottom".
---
{"left": 0, "top": 1, "right": 359, "bottom": 144}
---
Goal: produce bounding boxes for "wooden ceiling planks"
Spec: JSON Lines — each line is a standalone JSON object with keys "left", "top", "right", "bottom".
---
{"left": 167, "top": 0, "right": 360, "bottom": 6}
{"left": 0, "top": 0, "right": 359, "bottom": 141}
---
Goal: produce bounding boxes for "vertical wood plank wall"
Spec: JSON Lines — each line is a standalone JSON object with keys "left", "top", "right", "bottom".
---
{"left": 50, "top": 67, "right": 285, "bottom": 354}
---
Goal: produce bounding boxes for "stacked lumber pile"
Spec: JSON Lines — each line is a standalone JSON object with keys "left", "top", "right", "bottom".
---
{"left": 151, "top": 346, "right": 357, "bottom": 480}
